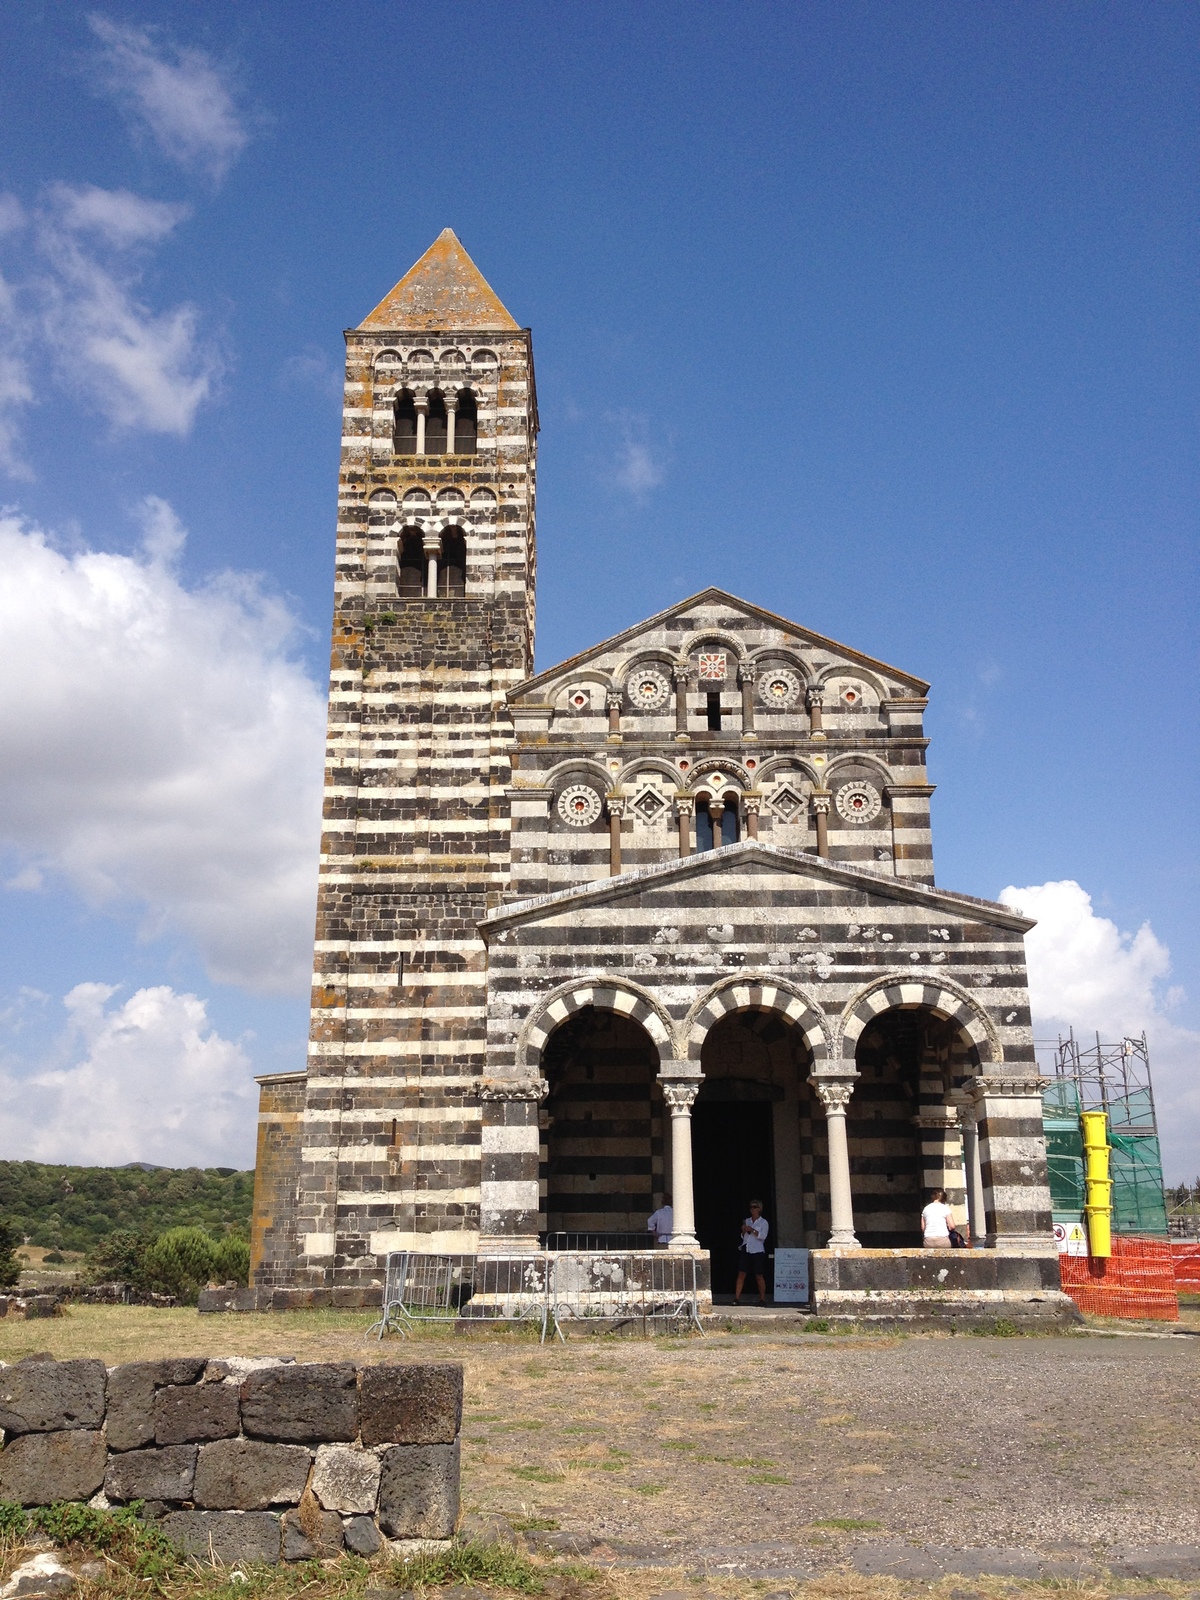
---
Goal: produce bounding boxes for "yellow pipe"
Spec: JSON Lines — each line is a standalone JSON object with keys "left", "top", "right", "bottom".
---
{"left": 1081, "top": 1110, "right": 1112, "bottom": 1258}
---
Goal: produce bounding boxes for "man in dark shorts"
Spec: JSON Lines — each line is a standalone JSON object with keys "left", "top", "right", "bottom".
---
{"left": 734, "top": 1199, "right": 769, "bottom": 1305}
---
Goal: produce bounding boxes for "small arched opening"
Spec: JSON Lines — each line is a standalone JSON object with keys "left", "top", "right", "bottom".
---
{"left": 393, "top": 389, "right": 417, "bottom": 455}
{"left": 437, "top": 528, "right": 466, "bottom": 596}
{"left": 543, "top": 1006, "right": 664, "bottom": 1245}
{"left": 424, "top": 389, "right": 448, "bottom": 454}
{"left": 397, "top": 529, "right": 424, "bottom": 596}
{"left": 454, "top": 388, "right": 477, "bottom": 454}
{"left": 850, "top": 1005, "right": 979, "bottom": 1246}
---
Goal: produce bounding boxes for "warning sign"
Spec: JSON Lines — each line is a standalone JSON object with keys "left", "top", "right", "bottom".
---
{"left": 1054, "top": 1221, "right": 1088, "bottom": 1257}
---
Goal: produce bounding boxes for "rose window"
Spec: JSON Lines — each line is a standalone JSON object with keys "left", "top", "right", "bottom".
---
{"left": 836, "top": 781, "right": 881, "bottom": 824}
{"left": 627, "top": 669, "right": 670, "bottom": 712}
{"left": 758, "top": 668, "right": 800, "bottom": 709}
{"left": 557, "top": 785, "right": 603, "bottom": 827}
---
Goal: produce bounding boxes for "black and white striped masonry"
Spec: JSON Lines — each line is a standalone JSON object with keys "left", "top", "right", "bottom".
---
{"left": 250, "top": 231, "right": 1061, "bottom": 1312}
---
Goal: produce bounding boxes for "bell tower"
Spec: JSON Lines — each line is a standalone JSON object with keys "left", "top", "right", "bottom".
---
{"left": 265, "top": 231, "right": 537, "bottom": 1288}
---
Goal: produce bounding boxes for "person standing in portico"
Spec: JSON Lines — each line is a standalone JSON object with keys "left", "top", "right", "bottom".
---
{"left": 734, "top": 1199, "right": 769, "bottom": 1305}
{"left": 647, "top": 1192, "right": 674, "bottom": 1246}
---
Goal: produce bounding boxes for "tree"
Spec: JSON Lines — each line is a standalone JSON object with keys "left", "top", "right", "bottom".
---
{"left": 0, "top": 1220, "right": 21, "bottom": 1288}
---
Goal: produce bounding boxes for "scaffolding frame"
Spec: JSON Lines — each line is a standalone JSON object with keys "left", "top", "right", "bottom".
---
{"left": 1038, "top": 1030, "right": 1168, "bottom": 1237}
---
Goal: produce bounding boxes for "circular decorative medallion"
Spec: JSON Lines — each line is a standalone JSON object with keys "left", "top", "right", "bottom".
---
{"left": 836, "top": 781, "right": 882, "bottom": 824}
{"left": 758, "top": 667, "right": 801, "bottom": 709}
{"left": 841, "top": 683, "right": 863, "bottom": 705}
{"left": 626, "top": 668, "right": 671, "bottom": 712}
{"left": 557, "top": 784, "right": 603, "bottom": 827}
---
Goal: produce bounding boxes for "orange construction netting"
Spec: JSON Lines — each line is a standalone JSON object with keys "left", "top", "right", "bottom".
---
{"left": 1058, "top": 1234, "right": 1179, "bottom": 1321}
{"left": 1170, "top": 1239, "right": 1200, "bottom": 1291}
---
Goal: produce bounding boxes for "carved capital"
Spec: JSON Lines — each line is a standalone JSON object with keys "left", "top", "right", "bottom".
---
{"left": 605, "top": 793, "right": 626, "bottom": 817}
{"left": 661, "top": 1080, "right": 701, "bottom": 1112}
{"left": 966, "top": 1074, "right": 1046, "bottom": 1100}
{"left": 673, "top": 793, "right": 694, "bottom": 817}
{"left": 421, "top": 530, "right": 442, "bottom": 558}
{"left": 810, "top": 790, "right": 832, "bottom": 815}
{"left": 806, "top": 687, "right": 825, "bottom": 709}
{"left": 744, "top": 793, "right": 761, "bottom": 815}
{"left": 672, "top": 663, "right": 690, "bottom": 685}
{"left": 912, "top": 1107, "right": 961, "bottom": 1130}
{"left": 479, "top": 1077, "right": 548, "bottom": 1103}
{"left": 606, "top": 692, "right": 623, "bottom": 710}
{"left": 737, "top": 661, "right": 757, "bottom": 685}
{"left": 812, "top": 1077, "right": 856, "bottom": 1113}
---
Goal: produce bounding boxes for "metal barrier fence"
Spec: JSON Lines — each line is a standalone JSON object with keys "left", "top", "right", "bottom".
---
{"left": 546, "top": 1232, "right": 657, "bottom": 1252}
{"left": 370, "top": 1250, "right": 703, "bottom": 1341}
{"left": 368, "top": 1252, "right": 552, "bottom": 1341}
{"left": 550, "top": 1251, "right": 704, "bottom": 1335}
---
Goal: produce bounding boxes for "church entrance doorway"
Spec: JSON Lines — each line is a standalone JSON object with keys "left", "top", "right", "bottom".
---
{"left": 692, "top": 1098, "right": 775, "bottom": 1294}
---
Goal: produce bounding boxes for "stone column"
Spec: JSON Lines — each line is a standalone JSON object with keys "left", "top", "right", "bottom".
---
{"left": 812, "top": 1078, "right": 861, "bottom": 1249}
{"left": 806, "top": 686, "right": 825, "bottom": 740}
{"left": 606, "top": 692, "right": 622, "bottom": 740}
{"left": 958, "top": 1102, "right": 986, "bottom": 1248}
{"left": 446, "top": 394, "right": 457, "bottom": 454}
{"left": 673, "top": 664, "right": 689, "bottom": 739}
{"left": 811, "top": 790, "right": 831, "bottom": 858}
{"left": 966, "top": 1074, "right": 1056, "bottom": 1253}
{"left": 707, "top": 796, "right": 724, "bottom": 850}
{"left": 745, "top": 793, "right": 760, "bottom": 839}
{"left": 415, "top": 396, "right": 428, "bottom": 456}
{"left": 478, "top": 1078, "right": 548, "bottom": 1253}
{"left": 606, "top": 794, "right": 625, "bottom": 876}
{"left": 422, "top": 530, "right": 441, "bottom": 598}
{"left": 660, "top": 1075, "right": 701, "bottom": 1248}
{"left": 739, "top": 662, "right": 757, "bottom": 739}
{"left": 674, "top": 793, "right": 693, "bottom": 858}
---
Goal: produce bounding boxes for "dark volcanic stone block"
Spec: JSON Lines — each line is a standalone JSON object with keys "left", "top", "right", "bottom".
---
{"left": 153, "top": 1382, "right": 240, "bottom": 1444}
{"left": 193, "top": 1438, "right": 312, "bottom": 1510}
{"left": 0, "top": 1430, "right": 107, "bottom": 1505}
{"left": 240, "top": 1363, "right": 357, "bottom": 1443}
{"left": 105, "top": 1444, "right": 198, "bottom": 1503}
{"left": 161, "top": 1510, "right": 282, "bottom": 1565}
{"left": 343, "top": 1515, "right": 382, "bottom": 1556}
{"left": 359, "top": 1363, "right": 462, "bottom": 1446}
{"left": 0, "top": 1358, "right": 107, "bottom": 1435}
{"left": 106, "top": 1359, "right": 208, "bottom": 1451}
{"left": 377, "top": 1441, "right": 460, "bottom": 1538}
{"left": 281, "top": 1505, "right": 345, "bottom": 1560}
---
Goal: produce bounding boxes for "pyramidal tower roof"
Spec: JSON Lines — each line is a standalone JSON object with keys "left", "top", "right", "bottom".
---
{"left": 358, "top": 229, "right": 520, "bottom": 331}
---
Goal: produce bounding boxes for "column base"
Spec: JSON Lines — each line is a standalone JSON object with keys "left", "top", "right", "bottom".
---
{"left": 477, "top": 1233, "right": 541, "bottom": 1255}
{"left": 827, "top": 1230, "right": 862, "bottom": 1250}
{"left": 667, "top": 1234, "right": 700, "bottom": 1251}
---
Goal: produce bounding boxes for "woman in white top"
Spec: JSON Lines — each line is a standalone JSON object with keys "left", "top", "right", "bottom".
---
{"left": 921, "top": 1188, "right": 955, "bottom": 1247}
{"left": 734, "top": 1199, "right": 770, "bottom": 1305}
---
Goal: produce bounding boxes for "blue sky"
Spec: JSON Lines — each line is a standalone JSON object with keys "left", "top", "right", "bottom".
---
{"left": 0, "top": 3, "right": 1196, "bottom": 1175}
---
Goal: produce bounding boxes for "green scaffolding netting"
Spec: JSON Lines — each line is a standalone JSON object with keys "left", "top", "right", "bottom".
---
{"left": 1041, "top": 1084, "right": 1168, "bottom": 1237}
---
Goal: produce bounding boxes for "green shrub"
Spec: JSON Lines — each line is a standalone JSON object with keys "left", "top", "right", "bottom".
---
{"left": 28, "top": 1502, "right": 179, "bottom": 1579}
{"left": 85, "top": 1229, "right": 150, "bottom": 1286}
{"left": 211, "top": 1232, "right": 251, "bottom": 1284}
{"left": 0, "top": 1221, "right": 19, "bottom": 1289}
{"left": 0, "top": 1499, "right": 28, "bottom": 1536}
{"left": 141, "top": 1227, "right": 222, "bottom": 1303}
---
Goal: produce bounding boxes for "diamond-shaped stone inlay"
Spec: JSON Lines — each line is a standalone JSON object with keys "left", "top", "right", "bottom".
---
{"left": 633, "top": 787, "right": 667, "bottom": 823}
{"left": 769, "top": 783, "right": 805, "bottom": 823}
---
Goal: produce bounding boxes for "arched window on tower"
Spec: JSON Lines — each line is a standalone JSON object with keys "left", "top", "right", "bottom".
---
{"left": 454, "top": 388, "right": 477, "bottom": 454}
{"left": 719, "top": 791, "right": 740, "bottom": 845}
{"left": 425, "top": 390, "right": 448, "bottom": 454}
{"left": 394, "top": 389, "right": 417, "bottom": 454}
{"left": 695, "top": 792, "right": 739, "bottom": 851}
{"left": 695, "top": 795, "right": 714, "bottom": 851}
{"left": 398, "top": 529, "right": 424, "bottom": 595}
{"left": 438, "top": 528, "right": 466, "bottom": 596}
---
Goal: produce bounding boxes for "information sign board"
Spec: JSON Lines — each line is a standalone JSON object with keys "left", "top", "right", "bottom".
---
{"left": 772, "top": 1248, "right": 811, "bottom": 1304}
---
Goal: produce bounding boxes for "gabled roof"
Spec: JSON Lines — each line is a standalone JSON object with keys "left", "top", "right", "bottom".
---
{"left": 479, "top": 840, "right": 1034, "bottom": 934}
{"left": 358, "top": 229, "right": 520, "bottom": 332}
{"left": 508, "top": 588, "right": 929, "bottom": 701}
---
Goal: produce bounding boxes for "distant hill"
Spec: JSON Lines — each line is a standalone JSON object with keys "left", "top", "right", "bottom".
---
{"left": 0, "top": 1161, "right": 254, "bottom": 1251}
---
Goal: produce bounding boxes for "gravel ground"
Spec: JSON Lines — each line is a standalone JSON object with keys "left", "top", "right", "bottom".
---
{"left": 3, "top": 1307, "right": 1197, "bottom": 1572}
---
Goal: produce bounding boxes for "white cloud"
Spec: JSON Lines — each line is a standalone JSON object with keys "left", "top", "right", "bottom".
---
{"left": 33, "top": 185, "right": 219, "bottom": 436}
{"left": 1001, "top": 879, "right": 1200, "bottom": 1182}
{"left": 87, "top": 15, "right": 249, "bottom": 184}
{"left": 0, "top": 982, "right": 256, "bottom": 1167}
{"left": 612, "top": 414, "right": 667, "bottom": 496}
{"left": 0, "top": 505, "right": 326, "bottom": 995}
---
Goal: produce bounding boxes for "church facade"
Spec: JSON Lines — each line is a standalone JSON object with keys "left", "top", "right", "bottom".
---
{"left": 250, "top": 231, "right": 1061, "bottom": 1312}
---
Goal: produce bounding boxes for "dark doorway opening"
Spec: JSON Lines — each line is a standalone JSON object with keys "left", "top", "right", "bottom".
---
{"left": 691, "top": 1100, "right": 776, "bottom": 1295}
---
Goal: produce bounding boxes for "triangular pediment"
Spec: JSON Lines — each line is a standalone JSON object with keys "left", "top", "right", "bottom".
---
{"left": 509, "top": 588, "right": 927, "bottom": 703}
{"left": 359, "top": 229, "right": 520, "bottom": 331}
{"left": 479, "top": 841, "right": 1033, "bottom": 934}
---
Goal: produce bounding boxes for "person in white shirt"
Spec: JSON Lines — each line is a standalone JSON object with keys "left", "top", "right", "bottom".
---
{"left": 921, "top": 1188, "right": 955, "bottom": 1247}
{"left": 647, "top": 1194, "right": 673, "bottom": 1246}
{"left": 734, "top": 1199, "right": 769, "bottom": 1305}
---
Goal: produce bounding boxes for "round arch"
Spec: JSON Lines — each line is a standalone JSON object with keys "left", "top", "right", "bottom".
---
{"left": 837, "top": 974, "right": 999, "bottom": 1066}
{"left": 518, "top": 978, "right": 674, "bottom": 1075}
{"left": 677, "top": 628, "right": 747, "bottom": 664}
{"left": 682, "top": 975, "right": 830, "bottom": 1066}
